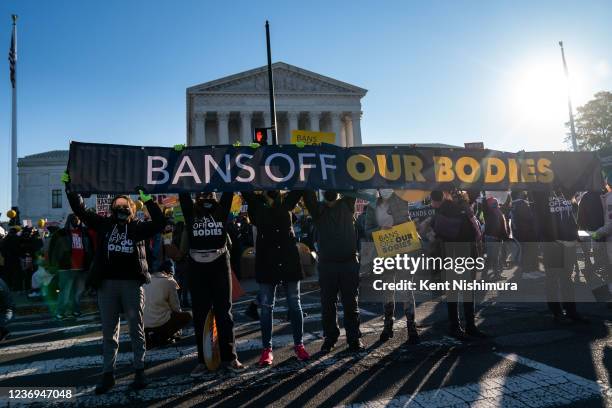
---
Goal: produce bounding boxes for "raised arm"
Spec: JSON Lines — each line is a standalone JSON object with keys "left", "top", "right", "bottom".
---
{"left": 178, "top": 193, "right": 194, "bottom": 222}
{"left": 282, "top": 190, "right": 304, "bottom": 211}
{"left": 133, "top": 199, "right": 166, "bottom": 241}
{"left": 215, "top": 192, "right": 234, "bottom": 222}
{"left": 66, "top": 192, "right": 105, "bottom": 231}
{"left": 302, "top": 190, "right": 322, "bottom": 221}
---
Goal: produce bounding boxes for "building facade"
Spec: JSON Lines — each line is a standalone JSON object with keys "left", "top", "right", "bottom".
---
{"left": 16, "top": 63, "right": 367, "bottom": 222}
{"left": 187, "top": 62, "right": 367, "bottom": 147}
{"left": 17, "top": 150, "right": 71, "bottom": 224}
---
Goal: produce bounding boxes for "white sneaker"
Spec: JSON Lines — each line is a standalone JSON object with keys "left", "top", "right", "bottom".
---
{"left": 190, "top": 363, "right": 207, "bottom": 378}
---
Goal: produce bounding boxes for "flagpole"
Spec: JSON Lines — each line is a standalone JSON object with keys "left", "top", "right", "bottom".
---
{"left": 559, "top": 41, "right": 578, "bottom": 152}
{"left": 10, "top": 14, "right": 18, "bottom": 208}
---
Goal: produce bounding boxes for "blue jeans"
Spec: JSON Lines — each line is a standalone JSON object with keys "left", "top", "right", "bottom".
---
{"left": 259, "top": 281, "right": 303, "bottom": 349}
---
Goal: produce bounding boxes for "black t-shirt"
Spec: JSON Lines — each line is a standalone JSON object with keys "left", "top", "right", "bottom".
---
{"left": 548, "top": 195, "right": 578, "bottom": 242}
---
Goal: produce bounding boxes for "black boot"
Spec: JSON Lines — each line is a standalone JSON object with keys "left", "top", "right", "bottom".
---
{"left": 131, "top": 368, "right": 147, "bottom": 390}
{"left": 95, "top": 372, "right": 115, "bottom": 395}
{"left": 379, "top": 317, "right": 394, "bottom": 342}
{"left": 406, "top": 321, "right": 420, "bottom": 345}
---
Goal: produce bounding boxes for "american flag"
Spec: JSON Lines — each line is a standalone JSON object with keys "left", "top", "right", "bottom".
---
{"left": 8, "top": 22, "right": 16, "bottom": 89}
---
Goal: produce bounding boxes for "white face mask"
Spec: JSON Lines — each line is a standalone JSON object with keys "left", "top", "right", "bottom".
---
{"left": 380, "top": 189, "right": 394, "bottom": 200}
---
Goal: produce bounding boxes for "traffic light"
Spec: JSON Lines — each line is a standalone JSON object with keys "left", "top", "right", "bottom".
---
{"left": 253, "top": 128, "right": 268, "bottom": 145}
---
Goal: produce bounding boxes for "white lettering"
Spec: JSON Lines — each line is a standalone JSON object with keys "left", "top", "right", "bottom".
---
{"left": 147, "top": 156, "right": 169, "bottom": 185}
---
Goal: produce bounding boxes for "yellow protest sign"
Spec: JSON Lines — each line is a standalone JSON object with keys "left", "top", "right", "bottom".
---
{"left": 230, "top": 194, "right": 243, "bottom": 213}
{"left": 372, "top": 221, "right": 421, "bottom": 257}
{"left": 290, "top": 130, "right": 335, "bottom": 145}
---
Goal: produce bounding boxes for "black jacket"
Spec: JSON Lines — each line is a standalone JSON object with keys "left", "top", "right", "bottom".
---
{"left": 242, "top": 191, "right": 304, "bottom": 284}
{"left": 179, "top": 192, "right": 233, "bottom": 252}
{"left": 303, "top": 191, "right": 357, "bottom": 262}
{"left": 48, "top": 220, "right": 93, "bottom": 272}
{"left": 67, "top": 192, "right": 165, "bottom": 284}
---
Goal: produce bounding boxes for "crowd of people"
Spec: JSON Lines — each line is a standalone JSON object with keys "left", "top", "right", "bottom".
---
{"left": 0, "top": 164, "right": 610, "bottom": 395}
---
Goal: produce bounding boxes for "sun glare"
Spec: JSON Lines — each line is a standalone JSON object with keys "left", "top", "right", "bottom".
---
{"left": 511, "top": 62, "right": 571, "bottom": 120}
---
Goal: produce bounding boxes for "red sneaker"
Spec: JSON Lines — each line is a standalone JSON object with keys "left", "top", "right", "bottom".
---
{"left": 259, "top": 348, "right": 273, "bottom": 366}
{"left": 294, "top": 344, "right": 310, "bottom": 361}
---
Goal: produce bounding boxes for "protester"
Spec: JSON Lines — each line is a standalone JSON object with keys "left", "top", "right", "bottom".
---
{"left": 365, "top": 189, "right": 419, "bottom": 343}
{"left": 303, "top": 190, "right": 364, "bottom": 353}
{"left": 48, "top": 214, "right": 93, "bottom": 319}
{"left": 509, "top": 190, "right": 539, "bottom": 277}
{"left": 0, "top": 227, "right": 22, "bottom": 291}
{"left": 242, "top": 190, "right": 310, "bottom": 366}
{"left": 178, "top": 184, "right": 245, "bottom": 376}
{"left": 63, "top": 172, "right": 166, "bottom": 393}
{"left": 143, "top": 260, "right": 192, "bottom": 348}
{"left": 18, "top": 226, "right": 44, "bottom": 293}
{"left": 431, "top": 190, "right": 487, "bottom": 340}
{"left": 532, "top": 190, "right": 588, "bottom": 324}
{"left": 0, "top": 277, "right": 14, "bottom": 342}
{"left": 483, "top": 196, "right": 509, "bottom": 280}
{"left": 591, "top": 170, "right": 612, "bottom": 300}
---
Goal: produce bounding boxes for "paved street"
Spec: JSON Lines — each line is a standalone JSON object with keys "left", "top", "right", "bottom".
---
{"left": 0, "top": 288, "right": 610, "bottom": 407}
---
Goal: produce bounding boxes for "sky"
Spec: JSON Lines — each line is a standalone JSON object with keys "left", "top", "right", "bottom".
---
{"left": 0, "top": 0, "right": 611, "bottom": 216}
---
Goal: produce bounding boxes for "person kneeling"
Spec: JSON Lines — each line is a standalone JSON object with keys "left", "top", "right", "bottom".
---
{"left": 144, "top": 260, "right": 192, "bottom": 349}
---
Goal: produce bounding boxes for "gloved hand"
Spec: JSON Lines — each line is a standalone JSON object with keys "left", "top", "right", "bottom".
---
{"left": 233, "top": 141, "right": 242, "bottom": 147}
{"left": 139, "top": 189, "right": 153, "bottom": 203}
{"left": 296, "top": 141, "right": 305, "bottom": 148}
{"left": 174, "top": 144, "right": 185, "bottom": 152}
{"left": 591, "top": 232, "right": 600, "bottom": 240}
{"left": 61, "top": 172, "right": 70, "bottom": 183}
{"left": 250, "top": 142, "right": 261, "bottom": 149}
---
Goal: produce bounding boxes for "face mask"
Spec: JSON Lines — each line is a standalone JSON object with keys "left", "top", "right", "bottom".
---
{"left": 324, "top": 191, "right": 338, "bottom": 202}
{"left": 112, "top": 206, "right": 131, "bottom": 221}
{"left": 203, "top": 199, "right": 215, "bottom": 209}
{"left": 70, "top": 219, "right": 80, "bottom": 228}
{"left": 380, "top": 189, "right": 394, "bottom": 200}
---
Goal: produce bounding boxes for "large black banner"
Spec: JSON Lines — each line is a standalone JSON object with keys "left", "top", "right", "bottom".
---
{"left": 67, "top": 141, "right": 604, "bottom": 193}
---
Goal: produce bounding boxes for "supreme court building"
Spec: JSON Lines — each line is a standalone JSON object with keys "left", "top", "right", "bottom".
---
{"left": 186, "top": 62, "right": 367, "bottom": 147}
{"left": 17, "top": 62, "right": 367, "bottom": 222}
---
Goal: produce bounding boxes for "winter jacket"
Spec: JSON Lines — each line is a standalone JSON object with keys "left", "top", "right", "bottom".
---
{"left": 242, "top": 191, "right": 304, "bottom": 284}
{"left": 595, "top": 191, "right": 612, "bottom": 263}
{"left": 179, "top": 192, "right": 233, "bottom": 252}
{"left": 303, "top": 191, "right": 357, "bottom": 263}
{"left": 143, "top": 272, "right": 181, "bottom": 328}
{"left": 47, "top": 219, "right": 93, "bottom": 272}
{"left": 510, "top": 198, "right": 537, "bottom": 242}
{"left": 67, "top": 192, "right": 165, "bottom": 284}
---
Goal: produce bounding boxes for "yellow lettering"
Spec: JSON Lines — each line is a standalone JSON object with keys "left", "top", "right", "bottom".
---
{"left": 508, "top": 158, "right": 519, "bottom": 183}
{"left": 484, "top": 157, "right": 506, "bottom": 183}
{"left": 376, "top": 154, "right": 401, "bottom": 181}
{"left": 433, "top": 156, "right": 455, "bottom": 182}
{"left": 520, "top": 159, "right": 537, "bottom": 182}
{"left": 402, "top": 155, "right": 425, "bottom": 182}
{"left": 456, "top": 156, "right": 481, "bottom": 183}
{"left": 537, "top": 158, "right": 554, "bottom": 183}
{"left": 346, "top": 154, "right": 376, "bottom": 181}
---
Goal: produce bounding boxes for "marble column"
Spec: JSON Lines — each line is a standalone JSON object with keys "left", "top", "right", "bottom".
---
{"left": 309, "top": 111, "right": 321, "bottom": 132}
{"left": 351, "top": 111, "right": 362, "bottom": 146}
{"left": 330, "top": 112, "right": 344, "bottom": 146}
{"left": 344, "top": 115, "right": 354, "bottom": 147}
{"left": 193, "top": 112, "right": 206, "bottom": 146}
{"left": 217, "top": 111, "right": 230, "bottom": 145}
{"left": 240, "top": 111, "right": 252, "bottom": 145}
{"left": 287, "top": 111, "right": 299, "bottom": 143}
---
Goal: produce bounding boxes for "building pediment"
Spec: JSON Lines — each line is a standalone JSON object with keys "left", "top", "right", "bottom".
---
{"left": 188, "top": 62, "right": 367, "bottom": 96}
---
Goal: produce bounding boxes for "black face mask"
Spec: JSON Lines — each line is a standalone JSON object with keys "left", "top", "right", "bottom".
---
{"left": 112, "top": 206, "right": 131, "bottom": 221}
{"left": 70, "top": 219, "right": 80, "bottom": 228}
{"left": 324, "top": 191, "right": 338, "bottom": 202}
